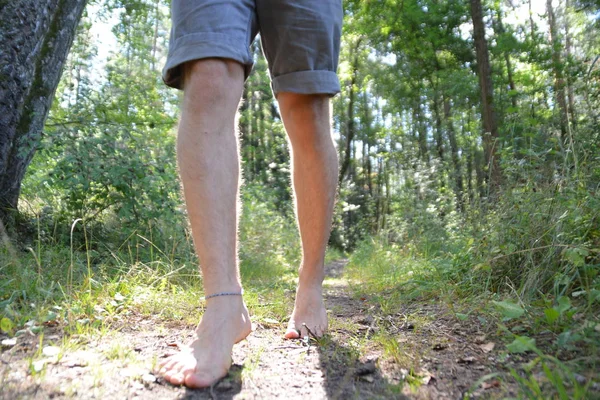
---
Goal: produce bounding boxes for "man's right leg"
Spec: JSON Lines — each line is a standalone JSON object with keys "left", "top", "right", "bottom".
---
{"left": 158, "top": 59, "right": 251, "bottom": 388}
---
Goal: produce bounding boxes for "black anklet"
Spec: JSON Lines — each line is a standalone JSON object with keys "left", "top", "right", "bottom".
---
{"left": 203, "top": 290, "right": 244, "bottom": 301}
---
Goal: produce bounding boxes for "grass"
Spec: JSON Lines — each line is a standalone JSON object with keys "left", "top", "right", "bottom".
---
{"left": 344, "top": 231, "right": 600, "bottom": 399}
{"left": 2, "top": 181, "right": 599, "bottom": 398}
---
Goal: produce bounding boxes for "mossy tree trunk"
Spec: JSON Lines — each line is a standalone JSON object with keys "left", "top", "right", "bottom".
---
{"left": 0, "top": 0, "right": 87, "bottom": 228}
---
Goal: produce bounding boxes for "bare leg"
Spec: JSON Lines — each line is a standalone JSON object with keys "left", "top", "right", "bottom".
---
{"left": 277, "top": 93, "right": 339, "bottom": 339}
{"left": 158, "top": 59, "right": 251, "bottom": 388}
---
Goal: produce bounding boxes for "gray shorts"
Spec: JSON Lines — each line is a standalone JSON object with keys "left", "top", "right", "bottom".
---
{"left": 162, "top": 0, "right": 343, "bottom": 96}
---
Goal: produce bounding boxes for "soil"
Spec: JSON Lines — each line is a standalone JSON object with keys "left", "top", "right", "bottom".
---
{"left": 0, "top": 260, "right": 545, "bottom": 399}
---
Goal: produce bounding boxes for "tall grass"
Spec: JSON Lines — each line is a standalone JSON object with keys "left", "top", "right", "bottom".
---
{"left": 0, "top": 184, "right": 303, "bottom": 333}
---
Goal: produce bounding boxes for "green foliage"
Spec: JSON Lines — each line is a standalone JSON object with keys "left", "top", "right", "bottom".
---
{"left": 5, "top": 1, "right": 599, "bottom": 397}
{"left": 23, "top": 0, "right": 179, "bottom": 231}
{"left": 493, "top": 300, "right": 525, "bottom": 320}
{"left": 506, "top": 335, "right": 536, "bottom": 354}
{"left": 239, "top": 185, "right": 300, "bottom": 284}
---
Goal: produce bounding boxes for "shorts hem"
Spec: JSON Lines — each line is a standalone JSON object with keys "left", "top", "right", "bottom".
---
{"left": 162, "top": 33, "right": 253, "bottom": 90}
{"left": 271, "top": 70, "right": 340, "bottom": 96}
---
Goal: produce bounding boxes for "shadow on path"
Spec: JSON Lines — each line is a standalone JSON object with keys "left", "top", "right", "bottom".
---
{"left": 317, "top": 259, "right": 409, "bottom": 399}
{"left": 179, "top": 364, "right": 244, "bottom": 400}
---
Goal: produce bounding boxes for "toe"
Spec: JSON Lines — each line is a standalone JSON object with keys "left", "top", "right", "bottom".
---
{"left": 169, "top": 372, "right": 185, "bottom": 386}
{"left": 158, "top": 356, "right": 180, "bottom": 375}
{"left": 184, "top": 371, "right": 218, "bottom": 388}
{"left": 284, "top": 327, "right": 301, "bottom": 339}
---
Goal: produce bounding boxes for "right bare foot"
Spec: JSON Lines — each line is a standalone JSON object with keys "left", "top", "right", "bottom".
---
{"left": 284, "top": 283, "right": 328, "bottom": 339}
{"left": 157, "top": 296, "right": 251, "bottom": 388}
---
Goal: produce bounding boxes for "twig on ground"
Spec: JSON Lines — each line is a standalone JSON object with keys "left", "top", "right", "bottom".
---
{"left": 273, "top": 345, "right": 306, "bottom": 350}
{"left": 302, "top": 323, "right": 320, "bottom": 342}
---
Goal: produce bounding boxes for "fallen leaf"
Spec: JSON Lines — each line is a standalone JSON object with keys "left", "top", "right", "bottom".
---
{"left": 141, "top": 373, "right": 156, "bottom": 385}
{"left": 42, "top": 346, "right": 60, "bottom": 357}
{"left": 1, "top": 338, "right": 17, "bottom": 347}
{"left": 482, "top": 380, "right": 500, "bottom": 389}
{"left": 479, "top": 342, "right": 495, "bottom": 353}
{"left": 421, "top": 369, "right": 436, "bottom": 385}
{"left": 62, "top": 359, "right": 88, "bottom": 368}
{"left": 457, "top": 356, "right": 476, "bottom": 364}
{"left": 262, "top": 318, "right": 279, "bottom": 325}
{"left": 32, "top": 359, "right": 47, "bottom": 372}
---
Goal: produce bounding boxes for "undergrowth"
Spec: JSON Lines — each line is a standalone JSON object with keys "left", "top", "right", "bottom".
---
{"left": 0, "top": 184, "right": 301, "bottom": 339}
{"left": 345, "top": 181, "right": 600, "bottom": 399}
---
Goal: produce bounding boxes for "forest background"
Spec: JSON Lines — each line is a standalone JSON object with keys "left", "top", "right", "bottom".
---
{"left": 1, "top": 0, "right": 600, "bottom": 397}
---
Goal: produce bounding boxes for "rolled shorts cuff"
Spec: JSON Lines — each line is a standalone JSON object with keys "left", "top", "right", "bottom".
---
{"left": 162, "top": 33, "right": 253, "bottom": 90}
{"left": 271, "top": 70, "right": 341, "bottom": 97}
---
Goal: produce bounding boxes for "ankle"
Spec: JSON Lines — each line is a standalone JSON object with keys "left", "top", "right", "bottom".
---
{"left": 204, "top": 294, "right": 246, "bottom": 309}
{"left": 297, "top": 267, "right": 324, "bottom": 288}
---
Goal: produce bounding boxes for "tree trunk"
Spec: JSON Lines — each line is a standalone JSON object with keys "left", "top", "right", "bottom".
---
{"left": 444, "top": 96, "right": 464, "bottom": 212}
{"left": 470, "top": 0, "right": 501, "bottom": 194}
{"left": 547, "top": 0, "right": 569, "bottom": 144}
{"left": 433, "top": 90, "right": 445, "bottom": 163}
{"left": 494, "top": 8, "right": 517, "bottom": 109}
{"left": 339, "top": 39, "right": 362, "bottom": 185}
{"left": 466, "top": 143, "right": 474, "bottom": 205}
{"left": 0, "top": 0, "right": 88, "bottom": 227}
{"left": 415, "top": 93, "right": 429, "bottom": 165}
{"left": 564, "top": 0, "right": 577, "bottom": 129}
{"left": 528, "top": 0, "right": 536, "bottom": 38}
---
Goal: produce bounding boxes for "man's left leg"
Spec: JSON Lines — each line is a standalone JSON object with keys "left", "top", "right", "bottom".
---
{"left": 277, "top": 92, "right": 339, "bottom": 339}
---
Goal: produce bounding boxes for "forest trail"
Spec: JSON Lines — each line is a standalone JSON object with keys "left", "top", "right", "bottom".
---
{"left": 1, "top": 260, "right": 511, "bottom": 399}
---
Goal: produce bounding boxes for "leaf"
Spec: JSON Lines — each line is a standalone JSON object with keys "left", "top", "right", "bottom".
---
{"left": 43, "top": 311, "right": 57, "bottom": 323}
{"left": 506, "top": 336, "right": 536, "bottom": 354}
{"left": 556, "top": 296, "right": 571, "bottom": 315}
{"left": 563, "top": 248, "right": 588, "bottom": 267}
{"left": 482, "top": 380, "right": 500, "bottom": 389}
{"left": 1, "top": 338, "right": 17, "bottom": 347}
{"left": 479, "top": 342, "right": 495, "bottom": 353}
{"left": 0, "top": 317, "right": 13, "bottom": 333}
{"left": 455, "top": 313, "right": 469, "bottom": 321}
{"left": 42, "top": 345, "right": 60, "bottom": 357}
{"left": 544, "top": 308, "right": 560, "bottom": 324}
{"left": 493, "top": 300, "right": 525, "bottom": 319}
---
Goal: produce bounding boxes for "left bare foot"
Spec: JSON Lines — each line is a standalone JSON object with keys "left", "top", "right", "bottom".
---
{"left": 284, "top": 283, "right": 327, "bottom": 339}
{"left": 157, "top": 296, "right": 251, "bottom": 388}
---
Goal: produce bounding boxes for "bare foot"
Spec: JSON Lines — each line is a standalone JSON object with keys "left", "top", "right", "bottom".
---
{"left": 284, "top": 283, "right": 327, "bottom": 339}
{"left": 157, "top": 296, "right": 251, "bottom": 388}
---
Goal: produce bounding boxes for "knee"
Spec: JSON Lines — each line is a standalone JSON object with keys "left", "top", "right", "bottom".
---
{"left": 278, "top": 93, "right": 330, "bottom": 121}
{"left": 182, "top": 58, "right": 244, "bottom": 104}
{"left": 279, "top": 93, "right": 332, "bottom": 150}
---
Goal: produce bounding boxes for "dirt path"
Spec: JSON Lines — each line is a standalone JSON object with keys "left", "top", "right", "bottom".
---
{"left": 1, "top": 260, "right": 514, "bottom": 399}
